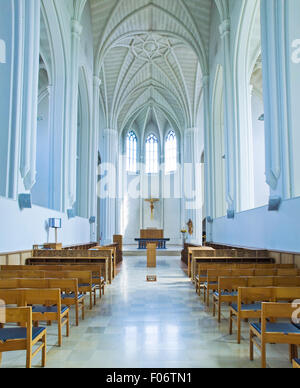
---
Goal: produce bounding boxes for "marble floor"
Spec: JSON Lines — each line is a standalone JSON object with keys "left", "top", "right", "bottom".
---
{"left": 1, "top": 255, "right": 293, "bottom": 368}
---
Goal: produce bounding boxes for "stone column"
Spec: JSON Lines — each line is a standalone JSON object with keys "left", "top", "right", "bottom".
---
{"left": 202, "top": 75, "right": 213, "bottom": 241}
{"left": 260, "top": 0, "right": 293, "bottom": 204}
{"left": 89, "top": 76, "right": 101, "bottom": 241}
{"left": 101, "top": 129, "right": 118, "bottom": 244}
{"left": 19, "top": 0, "right": 41, "bottom": 191}
{"left": 183, "top": 127, "right": 202, "bottom": 244}
{"left": 66, "top": 18, "right": 83, "bottom": 210}
{"left": 219, "top": 19, "right": 237, "bottom": 217}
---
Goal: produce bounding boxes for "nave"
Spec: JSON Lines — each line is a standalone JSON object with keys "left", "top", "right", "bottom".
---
{"left": 0, "top": 255, "right": 294, "bottom": 369}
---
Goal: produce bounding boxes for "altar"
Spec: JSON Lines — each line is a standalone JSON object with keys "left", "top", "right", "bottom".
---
{"left": 135, "top": 229, "right": 170, "bottom": 249}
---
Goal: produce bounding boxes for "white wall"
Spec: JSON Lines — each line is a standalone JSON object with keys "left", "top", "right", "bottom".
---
{"left": 212, "top": 196, "right": 300, "bottom": 253}
{"left": 0, "top": 196, "right": 90, "bottom": 252}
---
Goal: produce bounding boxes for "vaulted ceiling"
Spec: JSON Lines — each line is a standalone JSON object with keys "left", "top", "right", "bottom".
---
{"left": 90, "top": 0, "right": 213, "bottom": 136}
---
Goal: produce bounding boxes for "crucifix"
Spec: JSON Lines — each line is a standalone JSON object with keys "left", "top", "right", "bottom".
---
{"left": 145, "top": 198, "right": 160, "bottom": 220}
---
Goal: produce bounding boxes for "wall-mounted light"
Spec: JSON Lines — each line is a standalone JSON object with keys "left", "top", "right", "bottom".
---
{"left": 18, "top": 194, "right": 32, "bottom": 210}
{"left": 89, "top": 216, "right": 96, "bottom": 224}
{"left": 67, "top": 208, "right": 76, "bottom": 219}
{"left": 48, "top": 218, "right": 62, "bottom": 243}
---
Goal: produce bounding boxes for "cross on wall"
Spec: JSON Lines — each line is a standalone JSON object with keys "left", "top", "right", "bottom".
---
{"left": 0, "top": 39, "right": 6, "bottom": 64}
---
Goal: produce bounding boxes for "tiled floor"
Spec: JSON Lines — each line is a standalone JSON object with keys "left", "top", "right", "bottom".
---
{"left": 1, "top": 256, "right": 293, "bottom": 368}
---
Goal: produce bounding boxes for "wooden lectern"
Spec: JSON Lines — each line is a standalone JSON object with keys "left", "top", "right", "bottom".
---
{"left": 147, "top": 243, "right": 157, "bottom": 268}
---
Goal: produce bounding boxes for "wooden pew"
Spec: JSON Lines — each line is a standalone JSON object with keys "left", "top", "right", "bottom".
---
{"left": 0, "top": 264, "right": 105, "bottom": 298}
{"left": 113, "top": 235, "right": 123, "bottom": 265}
{"left": 250, "top": 302, "right": 300, "bottom": 368}
{"left": 62, "top": 242, "right": 98, "bottom": 250}
{"left": 27, "top": 249, "right": 112, "bottom": 283}
{"left": 190, "top": 248, "right": 272, "bottom": 281}
{"left": 91, "top": 247, "right": 116, "bottom": 279}
{"left": 0, "top": 307, "right": 46, "bottom": 368}
{"left": 0, "top": 278, "right": 84, "bottom": 326}
{"left": 195, "top": 263, "right": 297, "bottom": 295}
{"left": 181, "top": 243, "right": 201, "bottom": 267}
{"left": 293, "top": 359, "right": 300, "bottom": 368}
{"left": 203, "top": 269, "right": 254, "bottom": 306}
{"left": 0, "top": 270, "right": 97, "bottom": 310}
{"left": 204, "top": 268, "right": 300, "bottom": 304}
{"left": 43, "top": 271, "right": 97, "bottom": 310}
{"left": 213, "top": 276, "right": 300, "bottom": 323}
{"left": 0, "top": 289, "right": 69, "bottom": 347}
{"left": 230, "top": 286, "right": 300, "bottom": 344}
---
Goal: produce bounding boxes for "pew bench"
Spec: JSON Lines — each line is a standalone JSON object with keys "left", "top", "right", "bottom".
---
{"left": 191, "top": 256, "right": 275, "bottom": 282}
{"left": 195, "top": 263, "right": 296, "bottom": 295}
{"left": 0, "top": 270, "right": 97, "bottom": 310}
{"left": 250, "top": 302, "right": 300, "bottom": 368}
{"left": 0, "top": 307, "right": 46, "bottom": 368}
{"left": 26, "top": 256, "right": 111, "bottom": 284}
{"left": 0, "top": 278, "right": 84, "bottom": 327}
{"left": 230, "top": 287, "right": 300, "bottom": 344}
{"left": 212, "top": 277, "right": 248, "bottom": 321}
{"left": 0, "top": 289, "right": 69, "bottom": 347}
{"left": 213, "top": 276, "right": 300, "bottom": 324}
{"left": 293, "top": 359, "right": 300, "bottom": 368}
{"left": 204, "top": 269, "right": 254, "bottom": 306}
{"left": 1, "top": 264, "right": 105, "bottom": 299}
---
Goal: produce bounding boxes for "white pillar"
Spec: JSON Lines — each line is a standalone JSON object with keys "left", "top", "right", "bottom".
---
{"left": 8, "top": 0, "right": 25, "bottom": 199}
{"left": 89, "top": 76, "right": 101, "bottom": 241}
{"left": 66, "top": 18, "right": 82, "bottom": 210}
{"left": 183, "top": 127, "right": 202, "bottom": 244}
{"left": 260, "top": 0, "right": 292, "bottom": 203}
{"left": 19, "top": 0, "right": 41, "bottom": 191}
{"left": 101, "top": 128, "right": 118, "bottom": 244}
{"left": 219, "top": 19, "right": 237, "bottom": 216}
{"left": 202, "top": 75, "right": 213, "bottom": 241}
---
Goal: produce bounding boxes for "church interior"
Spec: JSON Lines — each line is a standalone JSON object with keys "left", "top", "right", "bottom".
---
{"left": 1, "top": 0, "right": 300, "bottom": 369}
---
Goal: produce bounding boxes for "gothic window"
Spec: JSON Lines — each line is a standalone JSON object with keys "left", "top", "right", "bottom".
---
{"left": 145, "top": 134, "right": 159, "bottom": 174}
{"left": 165, "top": 130, "right": 177, "bottom": 173}
{"left": 126, "top": 131, "right": 137, "bottom": 173}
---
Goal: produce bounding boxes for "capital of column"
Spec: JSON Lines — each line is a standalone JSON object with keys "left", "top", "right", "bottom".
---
{"left": 219, "top": 19, "right": 230, "bottom": 39}
{"left": 71, "top": 19, "right": 83, "bottom": 37}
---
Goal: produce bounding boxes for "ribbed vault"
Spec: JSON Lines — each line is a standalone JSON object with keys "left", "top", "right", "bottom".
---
{"left": 90, "top": 0, "right": 212, "bottom": 135}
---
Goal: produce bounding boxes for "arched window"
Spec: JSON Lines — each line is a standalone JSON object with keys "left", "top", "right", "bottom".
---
{"left": 165, "top": 130, "right": 177, "bottom": 173}
{"left": 145, "top": 134, "right": 159, "bottom": 173}
{"left": 126, "top": 131, "right": 137, "bottom": 173}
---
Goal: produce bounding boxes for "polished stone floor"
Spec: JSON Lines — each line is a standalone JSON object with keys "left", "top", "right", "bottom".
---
{"left": 1, "top": 256, "right": 293, "bottom": 368}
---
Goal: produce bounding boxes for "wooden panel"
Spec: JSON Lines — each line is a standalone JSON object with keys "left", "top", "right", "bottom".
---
{"left": 147, "top": 243, "right": 157, "bottom": 268}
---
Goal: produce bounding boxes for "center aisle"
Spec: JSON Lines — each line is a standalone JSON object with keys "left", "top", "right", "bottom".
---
{"left": 44, "top": 256, "right": 288, "bottom": 368}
